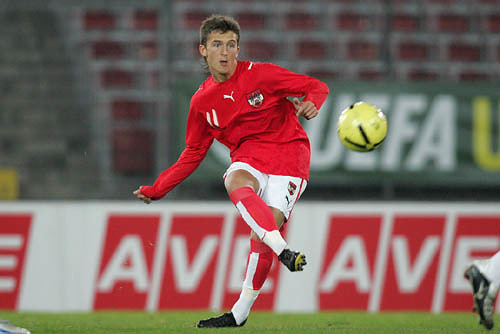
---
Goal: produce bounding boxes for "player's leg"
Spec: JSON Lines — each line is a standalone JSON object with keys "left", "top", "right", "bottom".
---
{"left": 224, "top": 164, "right": 287, "bottom": 255}
{"left": 197, "top": 211, "right": 281, "bottom": 328}
{"left": 465, "top": 250, "right": 500, "bottom": 330}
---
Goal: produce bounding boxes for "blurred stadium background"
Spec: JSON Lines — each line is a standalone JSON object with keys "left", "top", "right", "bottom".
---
{"left": 1, "top": 0, "right": 500, "bottom": 201}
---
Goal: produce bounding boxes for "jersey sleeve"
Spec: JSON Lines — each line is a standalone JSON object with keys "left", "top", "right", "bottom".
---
{"left": 257, "top": 62, "right": 330, "bottom": 110}
{"left": 140, "top": 101, "right": 214, "bottom": 200}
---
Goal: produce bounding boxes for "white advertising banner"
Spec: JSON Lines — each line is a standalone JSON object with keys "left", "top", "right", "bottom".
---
{"left": 0, "top": 201, "right": 499, "bottom": 313}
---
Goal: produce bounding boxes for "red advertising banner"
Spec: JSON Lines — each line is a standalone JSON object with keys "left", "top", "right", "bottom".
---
{"left": 318, "top": 215, "right": 383, "bottom": 310}
{"left": 380, "top": 215, "right": 446, "bottom": 311}
{"left": 157, "top": 214, "right": 224, "bottom": 309}
{"left": 0, "top": 214, "right": 32, "bottom": 310}
{"left": 94, "top": 214, "right": 160, "bottom": 310}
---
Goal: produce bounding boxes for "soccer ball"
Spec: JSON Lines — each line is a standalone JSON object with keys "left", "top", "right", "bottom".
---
{"left": 337, "top": 101, "right": 388, "bottom": 152}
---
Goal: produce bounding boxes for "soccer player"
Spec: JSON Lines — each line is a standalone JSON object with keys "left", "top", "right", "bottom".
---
{"left": 0, "top": 320, "right": 30, "bottom": 334}
{"left": 133, "top": 15, "right": 329, "bottom": 327}
{"left": 465, "top": 251, "right": 500, "bottom": 330}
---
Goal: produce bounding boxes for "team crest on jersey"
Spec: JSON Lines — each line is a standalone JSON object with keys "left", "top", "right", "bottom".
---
{"left": 246, "top": 89, "right": 264, "bottom": 108}
{"left": 288, "top": 181, "right": 297, "bottom": 196}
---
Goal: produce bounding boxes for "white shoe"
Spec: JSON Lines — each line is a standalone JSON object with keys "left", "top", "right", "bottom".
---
{"left": 0, "top": 320, "right": 30, "bottom": 334}
{"left": 464, "top": 261, "right": 499, "bottom": 330}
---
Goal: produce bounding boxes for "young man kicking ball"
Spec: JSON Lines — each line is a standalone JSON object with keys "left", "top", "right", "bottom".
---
{"left": 134, "top": 15, "right": 329, "bottom": 327}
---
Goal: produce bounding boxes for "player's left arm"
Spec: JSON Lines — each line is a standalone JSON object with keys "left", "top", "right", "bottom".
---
{"left": 258, "top": 63, "right": 330, "bottom": 119}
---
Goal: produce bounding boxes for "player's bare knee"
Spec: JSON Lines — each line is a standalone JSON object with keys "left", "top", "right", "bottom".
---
{"left": 270, "top": 207, "right": 285, "bottom": 229}
{"left": 225, "top": 169, "right": 259, "bottom": 194}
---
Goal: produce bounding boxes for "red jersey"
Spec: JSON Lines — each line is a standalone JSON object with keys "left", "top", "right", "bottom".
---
{"left": 141, "top": 61, "right": 329, "bottom": 200}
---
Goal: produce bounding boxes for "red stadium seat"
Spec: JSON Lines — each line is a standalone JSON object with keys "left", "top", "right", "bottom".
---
{"left": 245, "top": 40, "right": 277, "bottom": 60}
{"left": 306, "top": 68, "right": 340, "bottom": 80}
{"left": 236, "top": 12, "right": 266, "bottom": 29}
{"left": 407, "top": 68, "right": 440, "bottom": 81}
{"left": 112, "top": 128, "right": 154, "bottom": 174}
{"left": 448, "top": 42, "right": 481, "bottom": 61}
{"left": 285, "top": 12, "right": 316, "bottom": 30}
{"left": 111, "top": 99, "right": 144, "bottom": 121}
{"left": 101, "top": 69, "right": 134, "bottom": 88}
{"left": 140, "top": 41, "right": 158, "bottom": 60}
{"left": 337, "top": 12, "right": 370, "bottom": 31}
{"left": 133, "top": 10, "right": 158, "bottom": 30}
{"left": 348, "top": 40, "right": 378, "bottom": 60}
{"left": 357, "top": 68, "right": 384, "bottom": 80}
{"left": 397, "top": 41, "right": 428, "bottom": 61}
{"left": 91, "top": 40, "right": 124, "bottom": 59}
{"left": 84, "top": 11, "right": 116, "bottom": 30}
{"left": 183, "top": 10, "right": 210, "bottom": 29}
{"left": 438, "top": 14, "right": 469, "bottom": 33}
{"left": 488, "top": 14, "right": 500, "bottom": 32}
{"left": 296, "top": 40, "right": 328, "bottom": 60}
{"left": 391, "top": 13, "right": 419, "bottom": 32}
{"left": 459, "top": 70, "right": 490, "bottom": 81}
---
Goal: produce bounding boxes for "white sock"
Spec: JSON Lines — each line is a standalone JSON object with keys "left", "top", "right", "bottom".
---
{"left": 231, "top": 286, "right": 260, "bottom": 325}
{"left": 262, "top": 230, "right": 287, "bottom": 255}
{"left": 486, "top": 250, "right": 500, "bottom": 285}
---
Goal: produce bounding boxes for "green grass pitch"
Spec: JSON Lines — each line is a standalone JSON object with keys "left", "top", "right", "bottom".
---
{"left": 0, "top": 311, "right": 498, "bottom": 333}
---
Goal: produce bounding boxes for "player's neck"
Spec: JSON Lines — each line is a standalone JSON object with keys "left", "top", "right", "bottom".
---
{"left": 211, "top": 62, "right": 238, "bottom": 83}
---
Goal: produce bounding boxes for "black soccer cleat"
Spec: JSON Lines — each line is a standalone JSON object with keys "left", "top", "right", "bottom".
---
{"left": 197, "top": 312, "right": 247, "bottom": 328}
{"left": 464, "top": 263, "right": 498, "bottom": 330}
{"left": 278, "top": 248, "right": 307, "bottom": 272}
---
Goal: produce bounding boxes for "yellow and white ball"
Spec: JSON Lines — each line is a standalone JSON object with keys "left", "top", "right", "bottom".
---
{"left": 337, "top": 101, "right": 388, "bottom": 152}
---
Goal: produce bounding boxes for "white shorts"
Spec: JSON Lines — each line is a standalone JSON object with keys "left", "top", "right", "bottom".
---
{"left": 224, "top": 162, "right": 307, "bottom": 220}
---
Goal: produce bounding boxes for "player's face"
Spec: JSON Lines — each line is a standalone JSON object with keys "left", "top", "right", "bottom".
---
{"left": 199, "top": 30, "right": 239, "bottom": 82}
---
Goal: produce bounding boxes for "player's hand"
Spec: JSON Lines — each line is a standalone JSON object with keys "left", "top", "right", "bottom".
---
{"left": 293, "top": 98, "right": 318, "bottom": 120}
{"left": 133, "top": 188, "right": 152, "bottom": 204}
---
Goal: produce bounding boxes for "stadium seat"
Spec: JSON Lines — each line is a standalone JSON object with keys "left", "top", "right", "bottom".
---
{"left": 285, "top": 12, "right": 315, "bottom": 30}
{"left": 337, "top": 12, "right": 369, "bottom": 31}
{"left": 357, "top": 68, "right": 384, "bottom": 80}
{"left": 448, "top": 42, "right": 481, "bottom": 61}
{"left": 183, "top": 10, "right": 210, "bottom": 28}
{"left": 236, "top": 12, "right": 266, "bottom": 29}
{"left": 91, "top": 40, "right": 124, "bottom": 59}
{"left": 111, "top": 99, "right": 144, "bottom": 121}
{"left": 101, "top": 69, "right": 134, "bottom": 88}
{"left": 348, "top": 40, "right": 378, "bottom": 60}
{"left": 407, "top": 68, "right": 440, "bottom": 81}
{"left": 84, "top": 10, "right": 116, "bottom": 30}
{"left": 140, "top": 41, "right": 158, "bottom": 60}
{"left": 244, "top": 40, "right": 277, "bottom": 60}
{"left": 459, "top": 69, "right": 490, "bottom": 81}
{"left": 488, "top": 14, "right": 500, "bottom": 32}
{"left": 391, "top": 13, "right": 419, "bottom": 32}
{"left": 112, "top": 128, "right": 153, "bottom": 173}
{"left": 133, "top": 10, "right": 158, "bottom": 30}
{"left": 397, "top": 41, "right": 428, "bottom": 61}
{"left": 306, "top": 68, "right": 340, "bottom": 80}
{"left": 296, "top": 40, "right": 328, "bottom": 60}
{"left": 438, "top": 14, "right": 469, "bottom": 33}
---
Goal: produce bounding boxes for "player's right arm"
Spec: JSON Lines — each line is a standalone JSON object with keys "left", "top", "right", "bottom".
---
{"left": 135, "top": 102, "right": 214, "bottom": 202}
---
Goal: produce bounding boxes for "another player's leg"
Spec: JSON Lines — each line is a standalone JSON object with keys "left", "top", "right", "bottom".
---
{"left": 464, "top": 252, "right": 500, "bottom": 330}
{"left": 0, "top": 320, "right": 30, "bottom": 334}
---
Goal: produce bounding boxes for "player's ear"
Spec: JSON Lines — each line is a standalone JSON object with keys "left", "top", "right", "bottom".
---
{"left": 199, "top": 44, "right": 207, "bottom": 57}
